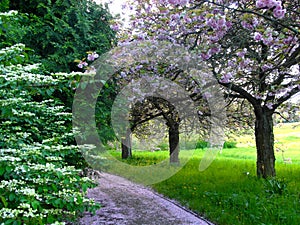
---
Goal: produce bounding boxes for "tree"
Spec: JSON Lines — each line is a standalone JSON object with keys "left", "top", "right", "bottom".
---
{"left": 118, "top": 0, "right": 300, "bottom": 178}
{"left": 98, "top": 60, "right": 214, "bottom": 163}
{"left": 6, "top": 0, "right": 116, "bottom": 72}
{"left": 130, "top": 96, "right": 181, "bottom": 163}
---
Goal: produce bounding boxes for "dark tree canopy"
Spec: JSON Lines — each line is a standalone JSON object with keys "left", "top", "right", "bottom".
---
{"left": 4, "top": 0, "right": 116, "bottom": 72}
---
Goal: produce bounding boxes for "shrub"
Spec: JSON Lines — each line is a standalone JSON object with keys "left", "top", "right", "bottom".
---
{"left": 223, "top": 140, "right": 237, "bottom": 149}
{"left": 0, "top": 44, "right": 100, "bottom": 224}
{"left": 196, "top": 140, "right": 208, "bottom": 149}
{"left": 156, "top": 142, "right": 169, "bottom": 151}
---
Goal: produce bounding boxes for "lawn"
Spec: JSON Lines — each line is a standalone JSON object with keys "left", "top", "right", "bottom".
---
{"left": 107, "top": 122, "right": 300, "bottom": 225}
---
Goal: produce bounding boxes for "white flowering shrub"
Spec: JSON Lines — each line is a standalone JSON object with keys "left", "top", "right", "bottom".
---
{"left": 0, "top": 44, "right": 100, "bottom": 224}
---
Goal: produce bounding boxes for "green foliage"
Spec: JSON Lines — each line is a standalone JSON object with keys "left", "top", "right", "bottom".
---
{"left": 0, "top": 0, "right": 9, "bottom": 12}
{"left": 223, "top": 140, "right": 237, "bottom": 149}
{"left": 195, "top": 140, "right": 208, "bottom": 149}
{"left": 156, "top": 142, "right": 169, "bottom": 151}
{"left": 0, "top": 11, "right": 29, "bottom": 48}
{"left": 264, "top": 178, "right": 288, "bottom": 196}
{"left": 194, "top": 139, "right": 236, "bottom": 149}
{"left": 0, "top": 44, "right": 100, "bottom": 224}
{"left": 95, "top": 80, "right": 119, "bottom": 144}
{"left": 4, "top": 0, "right": 116, "bottom": 72}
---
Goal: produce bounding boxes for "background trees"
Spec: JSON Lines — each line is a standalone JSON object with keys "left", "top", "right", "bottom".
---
{"left": 2, "top": 0, "right": 116, "bottom": 72}
{"left": 118, "top": 0, "right": 300, "bottom": 178}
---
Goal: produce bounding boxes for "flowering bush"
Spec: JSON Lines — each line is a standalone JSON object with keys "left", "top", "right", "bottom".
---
{"left": 0, "top": 44, "right": 100, "bottom": 224}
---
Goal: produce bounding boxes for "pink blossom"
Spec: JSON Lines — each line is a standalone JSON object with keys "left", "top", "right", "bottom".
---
{"left": 206, "top": 18, "right": 217, "bottom": 29}
{"left": 237, "top": 48, "right": 247, "bottom": 58}
{"left": 168, "top": 0, "right": 179, "bottom": 5}
{"left": 220, "top": 72, "right": 233, "bottom": 83}
{"left": 263, "top": 35, "right": 274, "bottom": 46}
{"left": 254, "top": 32, "right": 263, "bottom": 41}
{"left": 120, "top": 72, "right": 127, "bottom": 78}
{"left": 227, "top": 60, "right": 236, "bottom": 67}
{"left": 217, "top": 17, "right": 226, "bottom": 27}
{"left": 283, "top": 36, "right": 293, "bottom": 44}
{"left": 78, "top": 61, "right": 88, "bottom": 69}
{"left": 256, "top": 0, "right": 267, "bottom": 8}
{"left": 239, "top": 59, "right": 251, "bottom": 68}
{"left": 200, "top": 52, "right": 211, "bottom": 60}
{"left": 203, "top": 92, "right": 212, "bottom": 99}
{"left": 111, "top": 24, "right": 119, "bottom": 31}
{"left": 179, "top": 0, "right": 188, "bottom": 5}
{"left": 258, "top": 0, "right": 281, "bottom": 9}
{"left": 225, "top": 21, "right": 233, "bottom": 29}
{"left": 262, "top": 64, "right": 272, "bottom": 71}
{"left": 254, "top": 94, "right": 263, "bottom": 99}
{"left": 273, "top": 7, "right": 286, "bottom": 19}
{"left": 265, "top": 102, "right": 273, "bottom": 109}
{"left": 265, "top": 0, "right": 282, "bottom": 9}
{"left": 252, "top": 18, "right": 259, "bottom": 27}
{"left": 87, "top": 52, "right": 99, "bottom": 61}
{"left": 208, "top": 46, "right": 221, "bottom": 55}
{"left": 171, "top": 14, "right": 180, "bottom": 21}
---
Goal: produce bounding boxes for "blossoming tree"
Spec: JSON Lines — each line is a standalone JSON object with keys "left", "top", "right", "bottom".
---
{"left": 117, "top": 0, "right": 300, "bottom": 178}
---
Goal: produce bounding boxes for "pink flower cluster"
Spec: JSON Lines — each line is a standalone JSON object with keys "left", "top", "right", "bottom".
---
{"left": 206, "top": 16, "right": 230, "bottom": 42}
{"left": 256, "top": 0, "right": 286, "bottom": 19}
{"left": 77, "top": 61, "right": 88, "bottom": 69}
{"left": 167, "top": 0, "right": 189, "bottom": 6}
{"left": 87, "top": 52, "right": 99, "bottom": 61}
{"left": 220, "top": 72, "right": 233, "bottom": 83}
{"left": 77, "top": 52, "right": 99, "bottom": 69}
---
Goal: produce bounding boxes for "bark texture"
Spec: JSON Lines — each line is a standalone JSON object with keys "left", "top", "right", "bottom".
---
{"left": 255, "top": 110, "right": 276, "bottom": 178}
{"left": 121, "top": 129, "right": 132, "bottom": 159}
{"left": 168, "top": 122, "right": 180, "bottom": 164}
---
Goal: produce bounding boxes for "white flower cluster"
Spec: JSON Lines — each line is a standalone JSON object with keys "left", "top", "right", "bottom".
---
{"left": 0, "top": 10, "right": 18, "bottom": 16}
{"left": 0, "top": 43, "right": 100, "bottom": 224}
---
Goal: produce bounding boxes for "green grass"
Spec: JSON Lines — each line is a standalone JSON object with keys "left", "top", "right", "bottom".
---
{"left": 108, "top": 150, "right": 169, "bottom": 166}
{"left": 107, "top": 123, "right": 300, "bottom": 225}
{"left": 153, "top": 151, "right": 300, "bottom": 225}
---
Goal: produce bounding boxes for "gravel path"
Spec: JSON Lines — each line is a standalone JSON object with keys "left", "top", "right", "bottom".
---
{"left": 77, "top": 172, "right": 214, "bottom": 225}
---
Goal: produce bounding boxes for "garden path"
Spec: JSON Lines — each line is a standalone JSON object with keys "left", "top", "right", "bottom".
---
{"left": 76, "top": 172, "right": 214, "bottom": 225}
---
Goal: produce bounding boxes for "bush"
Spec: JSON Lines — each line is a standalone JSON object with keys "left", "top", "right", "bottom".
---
{"left": 156, "top": 142, "right": 169, "bottom": 151}
{"left": 195, "top": 139, "right": 237, "bottom": 149}
{"left": 196, "top": 140, "right": 208, "bottom": 149}
{"left": 223, "top": 140, "right": 237, "bottom": 149}
{"left": 0, "top": 44, "right": 100, "bottom": 224}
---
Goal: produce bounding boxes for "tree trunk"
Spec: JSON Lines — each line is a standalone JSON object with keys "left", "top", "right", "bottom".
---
{"left": 255, "top": 111, "right": 276, "bottom": 178}
{"left": 169, "top": 122, "right": 180, "bottom": 164}
{"left": 121, "top": 129, "right": 132, "bottom": 159}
